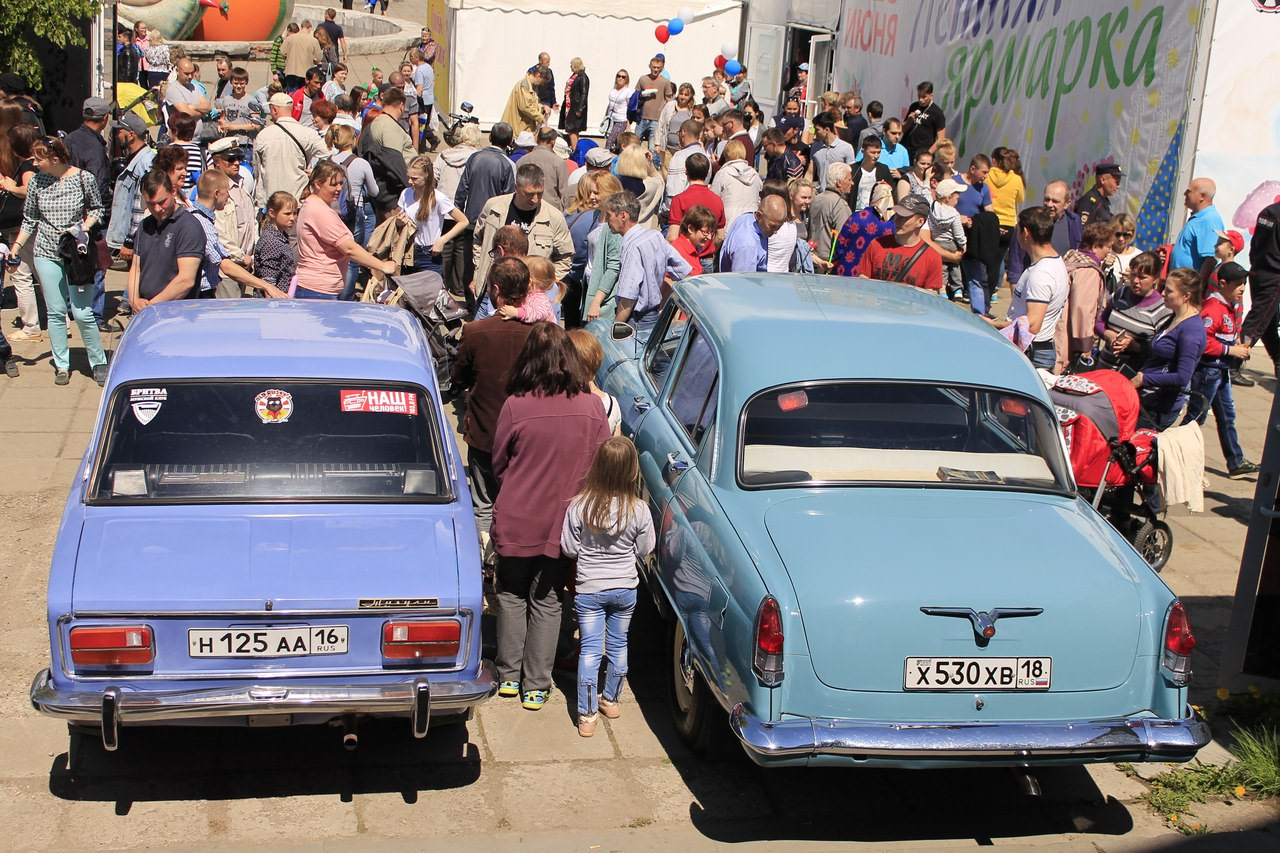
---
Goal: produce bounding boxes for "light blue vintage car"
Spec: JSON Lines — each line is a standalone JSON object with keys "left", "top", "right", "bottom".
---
{"left": 31, "top": 301, "right": 495, "bottom": 756}
{"left": 591, "top": 274, "right": 1210, "bottom": 769}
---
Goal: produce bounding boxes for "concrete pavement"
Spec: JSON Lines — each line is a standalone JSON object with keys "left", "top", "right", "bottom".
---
{"left": 2, "top": 267, "right": 1279, "bottom": 850}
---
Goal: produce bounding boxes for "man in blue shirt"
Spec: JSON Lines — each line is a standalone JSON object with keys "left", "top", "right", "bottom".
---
{"left": 607, "top": 191, "right": 691, "bottom": 330}
{"left": 954, "top": 154, "right": 996, "bottom": 313}
{"left": 411, "top": 49, "right": 439, "bottom": 151}
{"left": 1170, "top": 178, "right": 1223, "bottom": 272}
{"left": 719, "top": 195, "right": 790, "bottom": 273}
{"left": 856, "top": 117, "right": 909, "bottom": 178}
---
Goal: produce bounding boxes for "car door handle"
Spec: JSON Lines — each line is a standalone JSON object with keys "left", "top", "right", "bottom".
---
{"left": 666, "top": 452, "right": 691, "bottom": 473}
{"left": 633, "top": 396, "right": 653, "bottom": 413}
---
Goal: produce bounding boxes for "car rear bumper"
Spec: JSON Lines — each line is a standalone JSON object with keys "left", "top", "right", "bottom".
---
{"left": 31, "top": 664, "right": 496, "bottom": 744}
{"left": 729, "top": 703, "right": 1211, "bottom": 765}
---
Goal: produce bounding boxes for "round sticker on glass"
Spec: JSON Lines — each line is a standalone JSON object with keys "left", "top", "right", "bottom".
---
{"left": 255, "top": 389, "right": 293, "bottom": 424}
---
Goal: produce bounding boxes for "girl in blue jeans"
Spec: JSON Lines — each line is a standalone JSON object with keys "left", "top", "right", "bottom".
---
{"left": 560, "top": 436, "right": 655, "bottom": 737}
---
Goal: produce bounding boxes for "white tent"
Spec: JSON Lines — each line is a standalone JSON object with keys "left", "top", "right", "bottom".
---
{"left": 446, "top": 0, "right": 743, "bottom": 130}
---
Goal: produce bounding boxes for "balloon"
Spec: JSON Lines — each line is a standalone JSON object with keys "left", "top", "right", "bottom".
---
{"left": 677, "top": 5, "right": 695, "bottom": 22}
{"left": 661, "top": 69, "right": 671, "bottom": 80}
{"left": 668, "top": 17, "right": 684, "bottom": 35}
{"left": 725, "top": 59, "right": 742, "bottom": 76}
{"left": 656, "top": 24, "right": 669, "bottom": 43}
{"left": 721, "top": 42, "right": 738, "bottom": 59}
{"left": 714, "top": 54, "right": 727, "bottom": 70}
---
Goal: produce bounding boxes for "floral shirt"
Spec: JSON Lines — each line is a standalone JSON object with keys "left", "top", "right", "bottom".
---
{"left": 832, "top": 209, "right": 896, "bottom": 277}
{"left": 21, "top": 169, "right": 104, "bottom": 260}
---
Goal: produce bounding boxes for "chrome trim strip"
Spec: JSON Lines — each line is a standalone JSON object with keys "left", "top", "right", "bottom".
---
{"left": 729, "top": 703, "right": 1211, "bottom": 760}
{"left": 31, "top": 663, "right": 496, "bottom": 723}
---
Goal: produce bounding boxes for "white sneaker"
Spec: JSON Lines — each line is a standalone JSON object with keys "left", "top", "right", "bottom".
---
{"left": 8, "top": 328, "right": 43, "bottom": 342}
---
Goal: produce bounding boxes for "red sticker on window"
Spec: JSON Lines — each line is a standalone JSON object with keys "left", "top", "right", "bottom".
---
{"left": 340, "top": 389, "right": 419, "bottom": 415}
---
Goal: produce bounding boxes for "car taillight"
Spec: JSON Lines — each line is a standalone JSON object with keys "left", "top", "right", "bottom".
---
{"left": 1162, "top": 601, "right": 1195, "bottom": 685}
{"left": 70, "top": 626, "right": 154, "bottom": 666}
{"left": 383, "top": 621, "right": 461, "bottom": 660}
{"left": 753, "top": 597, "right": 784, "bottom": 686}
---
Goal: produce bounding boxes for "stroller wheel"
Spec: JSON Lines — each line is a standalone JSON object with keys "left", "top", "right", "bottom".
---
{"left": 1132, "top": 520, "right": 1173, "bottom": 572}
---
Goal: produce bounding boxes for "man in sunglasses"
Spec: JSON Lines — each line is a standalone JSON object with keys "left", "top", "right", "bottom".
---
{"left": 1075, "top": 163, "right": 1122, "bottom": 226}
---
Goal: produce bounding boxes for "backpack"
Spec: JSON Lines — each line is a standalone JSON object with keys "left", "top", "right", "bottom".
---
{"left": 330, "top": 152, "right": 357, "bottom": 227}
{"left": 626, "top": 90, "right": 642, "bottom": 124}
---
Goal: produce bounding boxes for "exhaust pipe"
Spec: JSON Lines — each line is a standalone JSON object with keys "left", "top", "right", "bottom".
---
{"left": 342, "top": 715, "right": 358, "bottom": 750}
{"left": 1012, "top": 767, "right": 1042, "bottom": 797}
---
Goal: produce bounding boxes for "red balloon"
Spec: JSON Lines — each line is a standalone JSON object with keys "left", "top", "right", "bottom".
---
{"left": 714, "top": 54, "right": 727, "bottom": 69}
{"left": 656, "top": 24, "right": 669, "bottom": 43}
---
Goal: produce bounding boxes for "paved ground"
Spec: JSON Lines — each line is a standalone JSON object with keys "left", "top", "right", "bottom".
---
{"left": 3, "top": 268, "right": 1279, "bottom": 852}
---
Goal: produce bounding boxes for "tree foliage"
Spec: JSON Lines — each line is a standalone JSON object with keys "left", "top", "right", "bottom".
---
{"left": 0, "top": 0, "right": 101, "bottom": 90}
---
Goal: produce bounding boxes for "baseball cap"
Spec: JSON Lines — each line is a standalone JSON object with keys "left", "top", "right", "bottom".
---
{"left": 776, "top": 115, "right": 804, "bottom": 135}
{"left": 514, "top": 130, "right": 536, "bottom": 147}
{"left": 798, "top": 63, "right": 809, "bottom": 72}
{"left": 552, "top": 136, "right": 571, "bottom": 158}
{"left": 268, "top": 92, "right": 293, "bottom": 109}
{"left": 935, "top": 178, "right": 965, "bottom": 199}
{"left": 110, "top": 112, "right": 148, "bottom": 137}
{"left": 82, "top": 97, "right": 115, "bottom": 119}
{"left": 1095, "top": 163, "right": 1123, "bottom": 179}
{"left": 1216, "top": 229, "right": 1245, "bottom": 254}
{"left": 0, "top": 72, "right": 26, "bottom": 95}
{"left": 208, "top": 137, "right": 242, "bottom": 158}
{"left": 894, "top": 193, "right": 931, "bottom": 219}
{"left": 585, "top": 148, "right": 614, "bottom": 168}
{"left": 1217, "top": 261, "right": 1248, "bottom": 282}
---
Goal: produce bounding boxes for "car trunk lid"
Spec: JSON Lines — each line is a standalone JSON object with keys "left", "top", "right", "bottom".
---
{"left": 762, "top": 489, "right": 1142, "bottom": 693}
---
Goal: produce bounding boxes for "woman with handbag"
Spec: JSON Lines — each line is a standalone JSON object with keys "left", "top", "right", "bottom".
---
{"left": 0, "top": 120, "right": 41, "bottom": 341}
{"left": 9, "top": 136, "right": 106, "bottom": 386}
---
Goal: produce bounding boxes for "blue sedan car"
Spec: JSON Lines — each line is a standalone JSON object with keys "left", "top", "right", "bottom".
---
{"left": 592, "top": 274, "right": 1210, "bottom": 769}
{"left": 31, "top": 301, "right": 495, "bottom": 753}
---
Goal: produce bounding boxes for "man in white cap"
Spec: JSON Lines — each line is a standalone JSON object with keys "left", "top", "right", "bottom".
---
{"left": 253, "top": 91, "right": 327, "bottom": 207}
{"left": 518, "top": 127, "right": 569, "bottom": 211}
{"left": 787, "top": 63, "right": 809, "bottom": 104}
{"left": 567, "top": 146, "right": 612, "bottom": 192}
{"left": 510, "top": 130, "right": 536, "bottom": 164}
{"left": 207, "top": 137, "right": 258, "bottom": 262}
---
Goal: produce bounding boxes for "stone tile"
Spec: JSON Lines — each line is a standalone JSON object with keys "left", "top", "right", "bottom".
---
{"left": 0, "top": 783, "right": 60, "bottom": 852}
{"left": 606, "top": 701, "right": 693, "bottom": 763}
{"left": 219, "top": 796, "right": 361, "bottom": 844}
{"left": 476, "top": 688, "right": 617, "bottom": 763}
{"left": 492, "top": 760, "right": 655, "bottom": 832}
{"left": 354, "top": 780, "right": 499, "bottom": 838}
{"left": 1083, "top": 763, "right": 1149, "bottom": 803}
{"left": 59, "top": 432, "right": 94, "bottom": 460}
{"left": 0, "top": 384, "right": 86, "bottom": 410}
{"left": 1, "top": 433, "right": 63, "bottom": 459}
{"left": 53, "top": 798, "right": 211, "bottom": 849}
{"left": 0, "top": 715, "right": 71, "bottom": 780}
{"left": 0, "top": 458, "right": 61, "bottom": 494}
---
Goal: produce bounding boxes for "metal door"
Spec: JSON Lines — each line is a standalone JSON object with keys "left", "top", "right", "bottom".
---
{"left": 806, "top": 33, "right": 835, "bottom": 119}
{"left": 745, "top": 22, "right": 786, "bottom": 119}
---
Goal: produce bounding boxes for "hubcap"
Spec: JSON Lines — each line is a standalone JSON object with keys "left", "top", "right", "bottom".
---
{"left": 672, "top": 622, "right": 695, "bottom": 711}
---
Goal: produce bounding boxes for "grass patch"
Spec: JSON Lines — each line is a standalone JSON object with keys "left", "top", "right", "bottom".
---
{"left": 1143, "top": 760, "right": 1245, "bottom": 817}
{"left": 1233, "top": 726, "right": 1280, "bottom": 797}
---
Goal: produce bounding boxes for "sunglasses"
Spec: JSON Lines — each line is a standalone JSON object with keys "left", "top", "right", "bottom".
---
{"left": 1117, "top": 232, "right": 1134, "bottom": 238}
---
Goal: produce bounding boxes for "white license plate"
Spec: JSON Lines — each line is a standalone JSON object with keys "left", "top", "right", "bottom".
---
{"left": 188, "top": 626, "right": 349, "bottom": 658}
{"left": 904, "top": 656, "right": 1051, "bottom": 690}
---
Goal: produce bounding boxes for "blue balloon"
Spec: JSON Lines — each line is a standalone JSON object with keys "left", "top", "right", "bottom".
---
{"left": 725, "top": 59, "right": 742, "bottom": 76}
{"left": 661, "top": 69, "right": 672, "bottom": 80}
{"left": 668, "top": 17, "right": 684, "bottom": 35}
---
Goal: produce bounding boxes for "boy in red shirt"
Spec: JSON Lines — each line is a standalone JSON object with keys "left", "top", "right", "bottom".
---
{"left": 671, "top": 205, "right": 717, "bottom": 274}
{"left": 1183, "top": 261, "right": 1258, "bottom": 478}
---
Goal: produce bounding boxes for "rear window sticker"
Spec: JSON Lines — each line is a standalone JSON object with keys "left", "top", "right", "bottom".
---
{"left": 340, "top": 389, "right": 419, "bottom": 415}
{"left": 255, "top": 389, "right": 293, "bottom": 424}
{"left": 129, "top": 387, "right": 167, "bottom": 425}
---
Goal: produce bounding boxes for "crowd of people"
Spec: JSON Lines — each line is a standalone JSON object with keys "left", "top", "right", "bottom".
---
{"left": 2, "top": 23, "right": 1280, "bottom": 732}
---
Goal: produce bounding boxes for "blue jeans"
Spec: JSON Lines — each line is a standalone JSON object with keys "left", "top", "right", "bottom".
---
{"left": 635, "top": 118, "right": 658, "bottom": 146}
{"left": 341, "top": 202, "right": 376, "bottom": 301}
{"left": 474, "top": 292, "right": 494, "bottom": 320}
{"left": 92, "top": 267, "right": 106, "bottom": 325}
{"left": 294, "top": 285, "right": 339, "bottom": 300}
{"left": 575, "top": 587, "right": 637, "bottom": 716}
{"left": 1183, "top": 365, "right": 1244, "bottom": 468}
{"left": 1028, "top": 341, "right": 1056, "bottom": 370}
{"left": 411, "top": 244, "right": 443, "bottom": 275}
{"left": 33, "top": 258, "right": 106, "bottom": 371}
{"left": 963, "top": 258, "right": 987, "bottom": 315}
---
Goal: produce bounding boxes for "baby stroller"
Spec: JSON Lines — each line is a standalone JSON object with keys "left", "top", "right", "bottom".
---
{"left": 1048, "top": 370, "right": 1172, "bottom": 571}
{"left": 367, "top": 270, "right": 468, "bottom": 401}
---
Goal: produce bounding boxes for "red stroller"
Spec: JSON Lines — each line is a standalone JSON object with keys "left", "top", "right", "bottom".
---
{"left": 1048, "top": 370, "right": 1172, "bottom": 570}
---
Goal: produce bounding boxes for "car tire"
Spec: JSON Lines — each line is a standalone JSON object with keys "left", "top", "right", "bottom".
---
{"left": 669, "top": 617, "right": 733, "bottom": 755}
{"left": 1132, "top": 519, "right": 1173, "bottom": 572}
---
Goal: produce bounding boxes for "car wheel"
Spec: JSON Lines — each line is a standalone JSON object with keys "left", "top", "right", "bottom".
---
{"left": 670, "top": 618, "right": 724, "bottom": 753}
{"left": 1133, "top": 520, "right": 1173, "bottom": 572}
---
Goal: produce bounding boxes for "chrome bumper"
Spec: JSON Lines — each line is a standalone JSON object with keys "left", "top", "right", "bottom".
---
{"left": 31, "top": 663, "right": 496, "bottom": 745}
{"left": 730, "top": 703, "right": 1211, "bottom": 762}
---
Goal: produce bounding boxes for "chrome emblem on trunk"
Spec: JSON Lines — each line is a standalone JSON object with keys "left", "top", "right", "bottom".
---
{"left": 920, "top": 607, "right": 1044, "bottom": 639}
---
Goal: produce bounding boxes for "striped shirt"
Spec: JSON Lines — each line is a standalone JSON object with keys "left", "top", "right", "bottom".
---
{"left": 178, "top": 142, "right": 206, "bottom": 189}
{"left": 21, "top": 169, "right": 105, "bottom": 259}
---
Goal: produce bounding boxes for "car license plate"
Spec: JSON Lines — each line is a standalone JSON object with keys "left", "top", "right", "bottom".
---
{"left": 904, "top": 656, "right": 1051, "bottom": 690}
{"left": 188, "top": 626, "right": 349, "bottom": 658}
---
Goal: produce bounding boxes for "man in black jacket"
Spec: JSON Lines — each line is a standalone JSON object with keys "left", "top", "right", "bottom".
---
{"left": 847, "top": 136, "right": 892, "bottom": 215}
{"left": 453, "top": 122, "right": 516, "bottom": 304}
{"left": 65, "top": 97, "right": 113, "bottom": 330}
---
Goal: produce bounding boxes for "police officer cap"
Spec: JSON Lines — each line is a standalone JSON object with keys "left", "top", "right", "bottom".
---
{"left": 1095, "top": 163, "right": 1123, "bottom": 179}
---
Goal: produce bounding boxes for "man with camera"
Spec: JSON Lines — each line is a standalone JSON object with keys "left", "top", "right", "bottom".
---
{"left": 902, "top": 81, "right": 946, "bottom": 163}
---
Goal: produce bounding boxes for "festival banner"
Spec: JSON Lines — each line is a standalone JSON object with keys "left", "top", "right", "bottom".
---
{"left": 833, "top": 0, "right": 1203, "bottom": 249}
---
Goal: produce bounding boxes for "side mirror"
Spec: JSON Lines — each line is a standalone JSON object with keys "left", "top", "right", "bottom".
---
{"left": 611, "top": 322, "right": 634, "bottom": 342}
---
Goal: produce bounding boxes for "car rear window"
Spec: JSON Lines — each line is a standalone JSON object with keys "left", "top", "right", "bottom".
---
{"left": 91, "top": 381, "right": 449, "bottom": 503}
{"left": 739, "top": 382, "right": 1071, "bottom": 492}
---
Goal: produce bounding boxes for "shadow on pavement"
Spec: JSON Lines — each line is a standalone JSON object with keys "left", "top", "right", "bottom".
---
{"left": 48, "top": 717, "right": 481, "bottom": 806}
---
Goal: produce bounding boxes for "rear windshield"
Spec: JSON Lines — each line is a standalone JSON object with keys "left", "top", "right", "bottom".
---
{"left": 739, "top": 382, "right": 1071, "bottom": 492}
{"left": 91, "top": 381, "right": 449, "bottom": 503}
